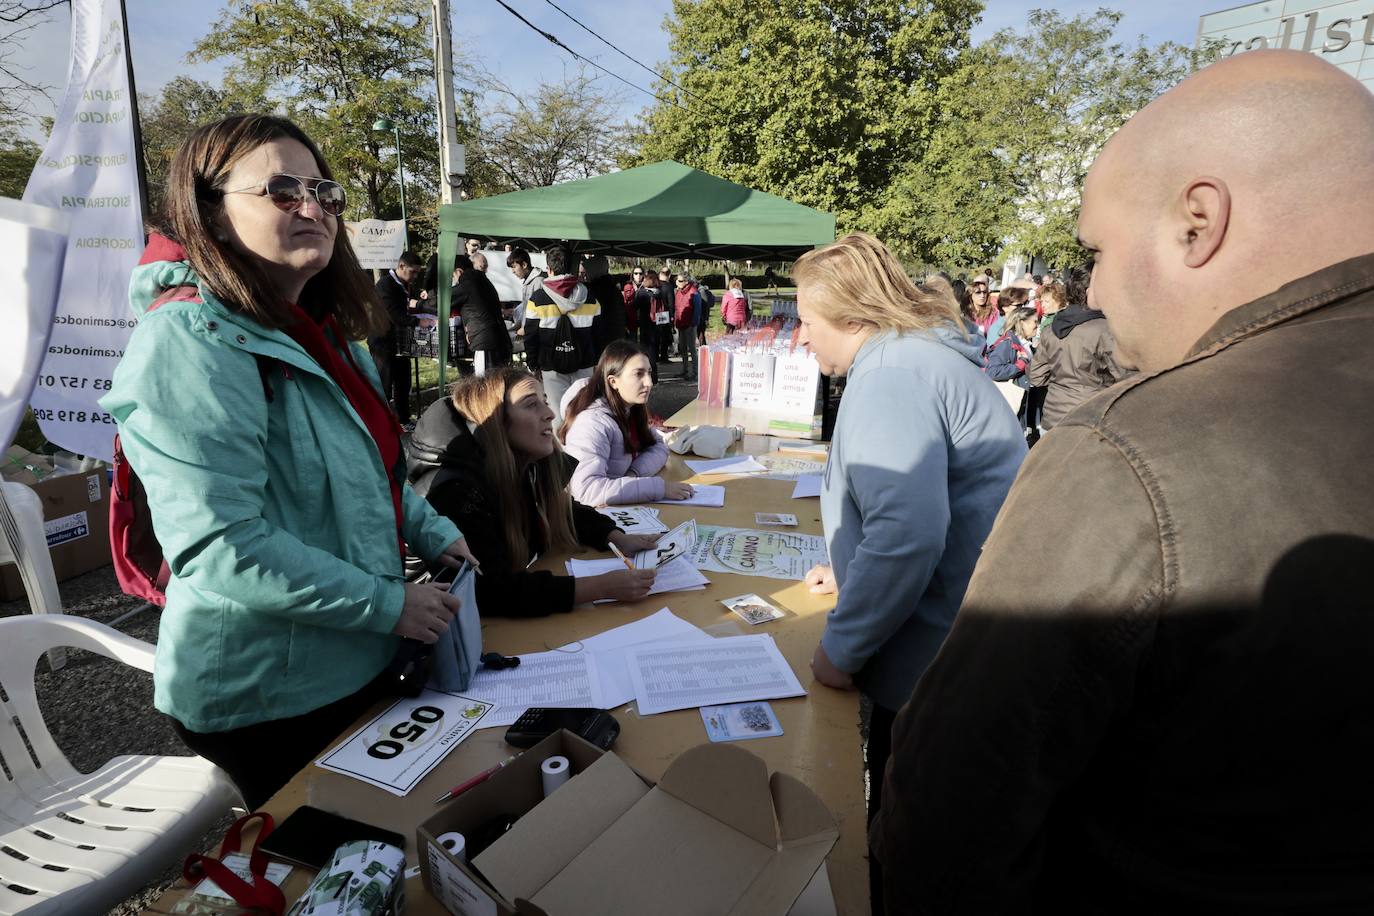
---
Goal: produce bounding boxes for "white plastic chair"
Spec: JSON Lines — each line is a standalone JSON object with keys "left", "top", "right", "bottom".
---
{"left": 0, "top": 614, "right": 240, "bottom": 915}
{"left": 0, "top": 483, "right": 66, "bottom": 672}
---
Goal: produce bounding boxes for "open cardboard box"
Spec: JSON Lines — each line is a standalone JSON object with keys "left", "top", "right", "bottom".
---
{"left": 419, "top": 730, "right": 838, "bottom": 916}
{"left": 1, "top": 446, "right": 110, "bottom": 602}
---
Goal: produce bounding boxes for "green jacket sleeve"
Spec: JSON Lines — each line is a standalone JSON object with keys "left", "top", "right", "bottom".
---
{"left": 108, "top": 311, "right": 404, "bottom": 635}
{"left": 402, "top": 482, "right": 461, "bottom": 562}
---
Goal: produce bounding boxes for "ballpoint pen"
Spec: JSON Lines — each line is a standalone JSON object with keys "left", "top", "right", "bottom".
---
{"left": 607, "top": 542, "right": 636, "bottom": 571}
{"left": 434, "top": 755, "right": 518, "bottom": 804}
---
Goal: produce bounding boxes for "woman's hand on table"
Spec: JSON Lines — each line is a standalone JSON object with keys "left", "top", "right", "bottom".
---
{"left": 662, "top": 481, "right": 694, "bottom": 500}
{"left": 594, "top": 568, "right": 657, "bottom": 603}
{"left": 394, "top": 582, "right": 460, "bottom": 642}
{"left": 438, "top": 537, "right": 481, "bottom": 572}
{"left": 810, "top": 643, "right": 855, "bottom": 690}
{"left": 804, "top": 564, "right": 837, "bottom": 595}
{"left": 608, "top": 531, "right": 661, "bottom": 555}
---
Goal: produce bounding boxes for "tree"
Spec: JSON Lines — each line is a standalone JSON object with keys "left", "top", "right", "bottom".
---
{"left": 0, "top": 0, "right": 66, "bottom": 127}
{"left": 0, "top": 130, "right": 39, "bottom": 198}
{"left": 474, "top": 66, "right": 629, "bottom": 192}
{"left": 138, "top": 76, "right": 270, "bottom": 217}
{"left": 191, "top": 0, "right": 451, "bottom": 228}
{"left": 970, "top": 9, "right": 1208, "bottom": 267}
{"left": 634, "top": 0, "right": 983, "bottom": 261}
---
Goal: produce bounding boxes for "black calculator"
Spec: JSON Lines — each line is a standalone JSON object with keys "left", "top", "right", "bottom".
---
{"left": 504, "top": 707, "right": 620, "bottom": 749}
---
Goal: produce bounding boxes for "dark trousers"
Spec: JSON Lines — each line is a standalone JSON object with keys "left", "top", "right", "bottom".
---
{"left": 867, "top": 700, "right": 898, "bottom": 916}
{"left": 169, "top": 674, "right": 389, "bottom": 810}
{"left": 656, "top": 323, "right": 674, "bottom": 361}
{"left": 371, "top": 345, "right": 412, "bottom": 421}
{"left": 637, "top": 315, "right": 658, "bottom": 382}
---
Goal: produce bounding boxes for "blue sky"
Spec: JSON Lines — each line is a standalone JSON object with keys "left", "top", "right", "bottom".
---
{"left": 18, "top": 0, "right": 1207, "bottom": 137}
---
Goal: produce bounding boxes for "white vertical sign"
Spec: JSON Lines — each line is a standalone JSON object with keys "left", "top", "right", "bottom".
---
{"left": 22, "top": 0, "right": 144, "bottom": 462}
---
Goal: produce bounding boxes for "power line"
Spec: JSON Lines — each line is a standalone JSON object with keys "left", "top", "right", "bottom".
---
{"left": 536, "top": 0, "right": 717, "bottom": 112}
{"left": 487, "top": 0, "right": 695, "bottom": 115}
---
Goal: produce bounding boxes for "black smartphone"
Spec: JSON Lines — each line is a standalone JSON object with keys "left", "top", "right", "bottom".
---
{"left": 504, "top": 708, "right": 619, "bottom": 750}
{"left": 258, "top": 805, "right": 406, "bottom": 869}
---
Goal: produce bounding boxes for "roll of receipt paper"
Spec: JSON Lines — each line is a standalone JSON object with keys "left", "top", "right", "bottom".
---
{"left": 541, "top": 755, "right": 570, "bottom": 796}
{"left": 436, "top": 831, "right": 466, "bottom": 863}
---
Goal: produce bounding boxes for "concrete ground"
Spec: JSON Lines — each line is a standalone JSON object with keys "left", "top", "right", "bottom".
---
{"left": 0, "top": 351, "right": 707, "bottom": 914}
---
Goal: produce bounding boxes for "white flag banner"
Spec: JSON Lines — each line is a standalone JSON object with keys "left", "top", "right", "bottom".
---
{"left": 0, "top": 199, "right": 71, "bottom": 451}
{"left": 343, "top": 218, "right": 407, "bottom": 270}
{"left": 22, "top": 0, "right": 144, "bottom": 462}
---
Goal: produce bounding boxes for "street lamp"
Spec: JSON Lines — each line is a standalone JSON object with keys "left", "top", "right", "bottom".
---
{"left": 372, "top": 117, "right": 409, "bottom": 250}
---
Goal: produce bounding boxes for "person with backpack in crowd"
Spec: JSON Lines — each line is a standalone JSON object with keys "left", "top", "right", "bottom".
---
{"left": 559, "top": 340, "right": 693, "bottom": 506}
{"left": 406, "top": 367, "right": 658, "bottom": 615}
{"left": 696, "top": 279, "right": 715, "bottom": 341}
{"left": 1027, "top": 263, "right": 1130, "bottom": 431}
{"left": 100, "top": 114, "right": 477, "bottom": 810}
{"left": 621, "top": 266, "right": 643, "bottom": 338}
{"left": 367, "top": 250, "right": 422, "bottom": 421}
{"left": 522, "top": 243, "right": 601, "bottom": 426}
{"left": 673, "top": 272, "right": 701, "bottom": 381}
{"left": 986, "top": 305, "right": 1042, "bottom": 436}
{"left": 723, "top": 278, "right": 750, "bottom": 332}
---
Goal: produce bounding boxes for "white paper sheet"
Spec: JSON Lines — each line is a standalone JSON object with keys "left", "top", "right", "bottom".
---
{"left": 595, "top": 506, "right": 668, "bottom": 535}
{"left": 633, "top": 519, "right": 697, "bottom": 569}
{"left": 758, "top": 455, "right": 828, "bottom": 481}
{"left": 463, "top": 651, "right": 603, "bottom": 728}
{"left": 791, "top": 474, "right": 823, "bottom": 498}
{"left": 567, "top": 555, "right": 709, "bottom": 596}
{"left": 567, "top": 608, "right": 714, "bottom": 707}
{"left": 655, "top": 484, "right": 726, "bottom": 508}
{"left": 627, "top": 634, "right": 807, "bottom": 715}
{"left": 315, "top": 689, "right": 495, "bottom": 796}
{"left": 684, "top": 455, "right": 768, "bottom": 476}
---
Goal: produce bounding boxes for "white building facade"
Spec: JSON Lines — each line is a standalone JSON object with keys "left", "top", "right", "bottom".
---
{"left": 1200, "top": 1, "right": 1374, "bottom": 92}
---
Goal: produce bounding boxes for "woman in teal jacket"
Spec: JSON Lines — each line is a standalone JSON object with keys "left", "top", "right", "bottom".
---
{"left": 102, "top": 115, "right": 475, "bottom": 808}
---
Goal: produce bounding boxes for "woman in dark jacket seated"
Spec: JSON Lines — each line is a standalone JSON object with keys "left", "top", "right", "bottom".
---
{"left": 407, "top": 367, "right": 659, "bottom": 614}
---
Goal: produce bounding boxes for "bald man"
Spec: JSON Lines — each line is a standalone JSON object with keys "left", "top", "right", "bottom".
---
{"left": 872, "top": 50, "right": 1374, "bottom": 912}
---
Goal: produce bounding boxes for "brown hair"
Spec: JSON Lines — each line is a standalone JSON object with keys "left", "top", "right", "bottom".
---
{"left": 450, "top": 367, "right": 578, "bottom": 569}
{"left": 559, "top": 340, "right": 655, "bottom": 449}
{"left": 1040, "top": 280, "right": 1066, "bottom": 311}
{"left": 999, "top": 286, "right": 1030, "bottom": 310}
{"left": 792, "top": 232, "right": 964, "bottom": 335}
{"left": 161, "top": 114, "right": 382, "bottom": 339}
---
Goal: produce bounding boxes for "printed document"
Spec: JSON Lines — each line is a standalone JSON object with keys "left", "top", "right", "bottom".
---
{"left": 655, "top": 484, "right": 725, "bottom": 508}
{"left": 595, "top": 506, "right": 667, "bottom": 535}
{"left": 687, "top": 525, "right": 829, "bottom": 580}
{"left": 683, "top": 455, "right": 768, "bottom": 476}
{"left": 791, "top": 474, "right": 822, "bottom": 498}
{"left": 463, "top": 651, "right": 604, "bottom": 728}
{"left": 627, "top": 634, "right": 807, "bottom": 715}
{"left": 567, "top": 555, "right": 709, "bottom": 596}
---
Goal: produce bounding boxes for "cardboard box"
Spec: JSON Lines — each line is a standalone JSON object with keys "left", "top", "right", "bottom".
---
{"left": 419, "top": 731, "right": 838, "bottom": 916}
{"left": 1, "top": 446, "right": 111, "bottom": 602}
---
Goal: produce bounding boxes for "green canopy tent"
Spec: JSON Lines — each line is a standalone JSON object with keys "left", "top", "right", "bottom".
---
{"left": 433, "top": 160, "right": 836, "bottom": 386}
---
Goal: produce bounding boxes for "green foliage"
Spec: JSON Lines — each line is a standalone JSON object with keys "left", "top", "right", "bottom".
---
{"left": 637, "top": 2, "right": 1210, "bottom": 270}
{"left": 961, "top": 8, "right": 1205, "bottom": 267}
{"left": 138, "top": 76, "right": 272, "bottom": 218}
{"left": 0, "top": 130, "right": 39, "bottom": 199}
{"left": 635, "top": 0, "right": 988, "bottom": 263}
{"left": 191, "top": 0, "right": 444, "bottom": 229}
{"left": 475, "top": 67, "right": 630, "bottom": 192}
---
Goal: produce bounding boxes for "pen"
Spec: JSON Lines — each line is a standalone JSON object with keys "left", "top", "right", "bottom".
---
{"left": 608, "top": 542, "right": 636, "bottom": 572}
{"left": 434, "top": 755, "right": 518, "bottom": 804}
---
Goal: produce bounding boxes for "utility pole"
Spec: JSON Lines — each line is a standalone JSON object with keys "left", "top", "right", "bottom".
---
{"left": 433, "top": 0, "right": 465, "bottom": 205}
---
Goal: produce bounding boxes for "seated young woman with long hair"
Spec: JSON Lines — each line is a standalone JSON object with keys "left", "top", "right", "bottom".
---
{"left": 407, "top": 367, "right": 659, "bottom": 612}
{"left": 558, "top": 340, "right": 693, "bottom": 506}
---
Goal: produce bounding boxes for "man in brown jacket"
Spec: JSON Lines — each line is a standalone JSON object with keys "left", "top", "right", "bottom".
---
{"left": 872, "top": 50, "right": 1374, "bottom": 913}
{"left": 1026, "top": 264, "right": 1128, "bottom": 430}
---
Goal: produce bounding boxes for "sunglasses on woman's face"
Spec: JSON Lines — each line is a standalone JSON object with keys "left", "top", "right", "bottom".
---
{"left": 224, "top": 173, "right": 347, "bottom": 217}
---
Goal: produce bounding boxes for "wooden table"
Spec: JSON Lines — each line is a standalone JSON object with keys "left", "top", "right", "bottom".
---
{"left": 146, "top": 437, "right": 867, "bottom": 916}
